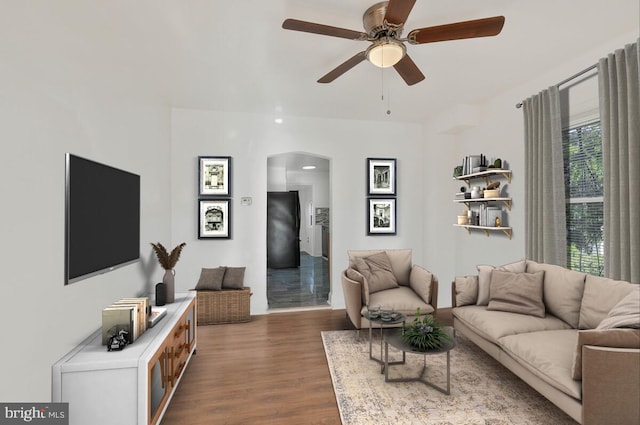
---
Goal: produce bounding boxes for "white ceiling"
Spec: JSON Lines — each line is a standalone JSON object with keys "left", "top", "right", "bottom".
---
{"left": 158, "top": 0, "right": 638, "bottom": 123}
{"left": 20, "top": 1, "right": 639, "bottom": 124}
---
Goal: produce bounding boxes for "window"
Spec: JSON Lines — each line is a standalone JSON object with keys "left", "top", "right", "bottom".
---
{"left": 562, "top": 121, "right": 604, "bottom": 276}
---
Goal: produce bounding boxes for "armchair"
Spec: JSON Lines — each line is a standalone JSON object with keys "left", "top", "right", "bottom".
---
{"left": 341, "top": 249, "right": 438, "bottom": 331}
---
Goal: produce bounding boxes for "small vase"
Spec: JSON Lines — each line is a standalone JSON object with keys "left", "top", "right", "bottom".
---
{"left": 163, "top": 269, "right": 175, "bottom": 303}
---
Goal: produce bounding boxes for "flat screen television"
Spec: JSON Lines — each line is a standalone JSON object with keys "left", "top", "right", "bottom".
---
{"left": 65, "top": 153, "right": 140, "bottom": 285}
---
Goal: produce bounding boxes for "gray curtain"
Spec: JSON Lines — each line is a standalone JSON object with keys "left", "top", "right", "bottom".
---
{"left": 599, "top": 39, "right": 640, "bottom": 283}
{"left": 523, "top": 86, "right": 567, "bottom": 265}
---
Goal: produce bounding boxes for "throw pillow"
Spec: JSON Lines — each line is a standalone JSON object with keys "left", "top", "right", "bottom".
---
{"left": 571, "top": 328, "right": 640, "bottom": 380}
{"left": 454, "top": 275, "right": 479, "bottom": 307}
{"left": 195, "top": 267, "right": 226, "bottom": 291}
{"left": 409, "top": 265, "right": 432, "bottom": 304}
{"left": 486, "top": 270, "right": 546, "bottom": 317}
{"left": 597, "top": 287, "right": 640, "bottom": 329}
{"left": 353, "top": 252, "right": 398, "bottom": 295}
{"left": 476, "top": 259, "right": 527, "bottom": 305}
{"left": 222, "top": 266, "right": 245, "bottom": 289}
{"left": 579, "top": 275, "right": 637, "bottom": 329}
{"left": 526, "top": 260, "right": 586, "bottom": 328}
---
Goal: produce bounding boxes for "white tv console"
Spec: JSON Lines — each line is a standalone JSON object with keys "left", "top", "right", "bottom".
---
{"left": 52, "top": 291, "right": 196, "bottom": 425}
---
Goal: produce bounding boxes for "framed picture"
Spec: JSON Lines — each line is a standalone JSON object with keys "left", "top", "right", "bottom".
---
{"left": 198, "top": 199, "right": 231, "bottom": 239}
{"left": 367, "top": 198, "right": 396, "bottom": 235}
{"left": 199, "top": 156, "right": 231, "bottom": 196}
{"left": 367, "top": 158, "right": 396, "bottom": 196}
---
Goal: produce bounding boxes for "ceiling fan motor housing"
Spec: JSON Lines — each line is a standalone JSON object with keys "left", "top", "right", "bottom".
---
{"left": 363, "top": 1, "right": 403, "bottom": 38}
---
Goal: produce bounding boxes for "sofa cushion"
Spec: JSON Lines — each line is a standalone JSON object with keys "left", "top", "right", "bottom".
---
{"left": 364, "top": 286, "right": 434, "bottom": 317}
{"left": 596, "top": 287, "right": 640, "bottom": 329}
{"left": 353, "top": 252, "right": 399, "bottom": 295}
{"left": 571, "top": 328, "right": 640, "bottom": 379}
{"left": 348, "top": 249, "right": 412, "bottom": 286}
{"left": 222, "top": 266, "right": 245, "bottom": 289}
{"left": 452, "top": 305, "right": 571, "bottom": 343}
{"left": 195, "top": 267, "right": 226, "bottom": 291}
{"left": 409, "top": 265, "right": 432, "bottom": 304}
{"left": 454, "top": 275, "right": 478, "bottom": 307}
{"left": 498, "top": 330, "right": 582, "bottom": 400}
{"left": 487, "top": 270, "right": 545, "bottom": 317}
{"left": 476, "top": 259, "right": 527, "bottom": 305}
{"left": 526, "top": 260, "right": 586, "bottom": 328}
{"left": 579, "top": 275, "right": 637, "bottom": 329}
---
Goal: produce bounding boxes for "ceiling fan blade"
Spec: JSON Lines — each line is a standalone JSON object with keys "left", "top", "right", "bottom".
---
{"left": 408, "top": 16, "right": 505, "bottom": 44}
{"left": 317, "top": 51, "right": 367, "bottom": 83}
{"left": 282, "top": 19, "right": 367, "bottom": 40}
{"left": 384, "top": 0, "right": 417, "bottom": 26}
{"left": 393, "top": 54, "right": 425, "bottom": 86}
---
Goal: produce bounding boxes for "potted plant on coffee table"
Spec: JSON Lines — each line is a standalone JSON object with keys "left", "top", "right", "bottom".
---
{"left": 401, "top": 308, "right": 451, "bottom": 351}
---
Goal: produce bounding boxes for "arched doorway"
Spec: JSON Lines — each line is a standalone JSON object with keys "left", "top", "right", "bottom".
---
{"left": 266, "top": 152, "right": 331, "bottom": 309}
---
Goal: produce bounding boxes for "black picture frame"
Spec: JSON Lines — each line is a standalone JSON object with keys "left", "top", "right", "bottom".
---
{"left": 198, "top": 156, "right": 231, "bottom": 197}
{"left": 367, "top": 198, "right": 396, "bottom": 235}
{"left": 198, "top": 199, "right": 231, "bottom": 239}
{"left": 367, "top": 158, "right": 396, "bottom": 196}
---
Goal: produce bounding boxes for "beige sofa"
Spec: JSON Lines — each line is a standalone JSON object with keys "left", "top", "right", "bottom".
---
{"left": 452, "top": 259, "right": 640, "bottom": 425}
{"left": 341, "top": 249, "right": 438, "bottom": 330}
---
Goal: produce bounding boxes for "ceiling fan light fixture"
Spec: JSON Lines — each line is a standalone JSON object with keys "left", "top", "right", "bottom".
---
{"left": 366, "top": 39, "right": 406, "bottom": 68}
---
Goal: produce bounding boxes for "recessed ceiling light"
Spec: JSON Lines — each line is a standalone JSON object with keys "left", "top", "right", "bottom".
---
{"left": 302, "top": 165, "right": 316, "bottom": 170}
{"left": 274, "top": 118, "right": 283, "bottom": 124}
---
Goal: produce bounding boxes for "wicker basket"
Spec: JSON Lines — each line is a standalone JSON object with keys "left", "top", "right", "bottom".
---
{"left": 195, "top": 287, "right": 252, "bottom": 325}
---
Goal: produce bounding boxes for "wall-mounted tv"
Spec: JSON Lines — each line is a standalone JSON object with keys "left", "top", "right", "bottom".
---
{"left": 65, "top": 153, "right": 140, "bottom": 285}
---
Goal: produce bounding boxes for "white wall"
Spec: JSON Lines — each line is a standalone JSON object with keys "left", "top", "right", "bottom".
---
{"left": 423, "top": 31, "right": 638, "bottom": 309}
{"left": 1, "top": 0, "right": 635, "bottom": 404}
{"left": 0, "top": 3, "right": 172, "bottom": 402}
{"left": 170, "top": 109, "right": 425, "bottom": 315}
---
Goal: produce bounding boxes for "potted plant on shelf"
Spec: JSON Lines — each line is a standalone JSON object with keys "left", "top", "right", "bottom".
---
{"left": 151, "top": 242, "right": 186, "bottom": 304}
{"left": 402, "top": 308, "right": 451, "bottom": 351}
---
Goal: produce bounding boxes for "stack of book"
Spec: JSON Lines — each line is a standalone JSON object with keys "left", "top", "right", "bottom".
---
{"left": 460, "top": 154, "right": 488, "bottom": 175}
{"left": 101, "top": 297, "right": 149, "bottom": 345}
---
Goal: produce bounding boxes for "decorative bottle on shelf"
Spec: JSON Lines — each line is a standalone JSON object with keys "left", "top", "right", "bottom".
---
{"left": 471, "top": 186, "right": 481, "bottom": 199}
{"left": 155, "top": 282, "right": 167, "bottom": 306}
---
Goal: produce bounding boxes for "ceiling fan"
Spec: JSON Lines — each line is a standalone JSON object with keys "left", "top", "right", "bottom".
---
{"left": 282, "top": 0, "right": 505, "bottom": 86}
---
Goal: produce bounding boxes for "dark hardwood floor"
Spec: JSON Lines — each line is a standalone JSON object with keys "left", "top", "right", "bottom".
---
{"left": 161, "top": 308, "right": 453, "bottom": 425}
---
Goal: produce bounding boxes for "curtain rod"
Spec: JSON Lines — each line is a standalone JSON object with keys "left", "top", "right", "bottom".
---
{"left": 515, "top": 63, "right": 598, "bottom": 108}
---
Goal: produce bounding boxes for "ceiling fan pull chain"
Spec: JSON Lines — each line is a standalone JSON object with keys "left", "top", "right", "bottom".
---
{"left": 380, "top": 63, "right": 384, "bottom": 101}
{"left": 380, "top": 67, "right": 391, "bottom": 116}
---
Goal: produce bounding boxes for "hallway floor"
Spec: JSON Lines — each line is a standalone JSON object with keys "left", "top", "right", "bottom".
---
{"left": 267, "top": 252, "right": 330, "bottom": 309}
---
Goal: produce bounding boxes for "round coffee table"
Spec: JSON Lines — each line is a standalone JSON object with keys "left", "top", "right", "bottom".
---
{"left": 383, "top": 327, "right": 456, "bottom": 394}
{"left": 363, "top": 310, "right": 406, "bottom": 373}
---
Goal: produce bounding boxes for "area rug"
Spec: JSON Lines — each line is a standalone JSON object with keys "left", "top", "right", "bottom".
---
{"left": 321, "top": 330, "right": 577, "bottom": 425}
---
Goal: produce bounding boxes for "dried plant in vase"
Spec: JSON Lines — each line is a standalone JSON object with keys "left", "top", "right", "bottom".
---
{"left": 151, "top": 242, "right": 186, "bottom": 303}
{"left": 150, "top": 242, "right": 186, "bottom": 270}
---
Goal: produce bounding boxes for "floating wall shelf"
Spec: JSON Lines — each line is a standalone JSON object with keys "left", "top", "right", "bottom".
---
{"left": 455, "top": 169, "right": 512, "bottom": 187}
{"left": 453, "top": 224, "right": 512, "bottom": 239}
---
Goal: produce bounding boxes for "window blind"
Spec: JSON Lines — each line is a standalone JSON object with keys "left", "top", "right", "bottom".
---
{"left": 562, "top": 121, "right": 604, "bottom": 276}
